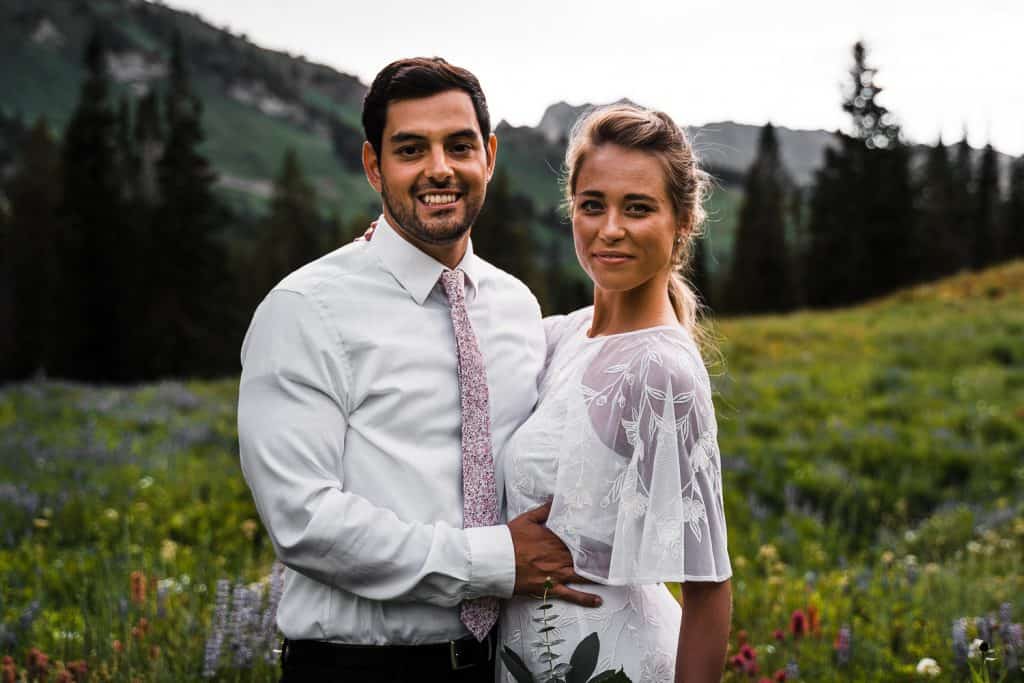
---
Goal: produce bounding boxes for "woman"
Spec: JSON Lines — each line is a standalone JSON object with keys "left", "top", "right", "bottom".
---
{"left": 498, "top": 104, "right": 733, "bottom": 683}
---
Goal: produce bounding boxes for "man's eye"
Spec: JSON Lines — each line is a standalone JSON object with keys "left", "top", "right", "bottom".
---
{"left": 397, "top": 146, "right": 420, "bottom": 157}
{"left": 451, "top": 143, "right": 473, "bottom": 154}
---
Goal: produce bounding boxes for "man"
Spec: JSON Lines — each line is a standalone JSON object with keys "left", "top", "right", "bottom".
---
{"left": 238, "top": 57, "right": 598, "bottom": 682}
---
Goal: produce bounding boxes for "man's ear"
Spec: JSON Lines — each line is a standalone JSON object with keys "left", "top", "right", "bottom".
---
{"left": 363, "top": 141, "right": 383, "bottom": 192}
{"left": 485, "top": 133, "right": 498, "bottom": 181}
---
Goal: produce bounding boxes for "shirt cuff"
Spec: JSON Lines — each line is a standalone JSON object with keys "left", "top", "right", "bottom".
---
{"left": 464, "top": 525, "right": 516, "bottom": 599}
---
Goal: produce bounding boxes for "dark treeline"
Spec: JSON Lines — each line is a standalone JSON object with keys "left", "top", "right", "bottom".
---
{"left": 2, "top": 38, "right": 1023, "bottom": 382}
{"left": 719, "top": 41, "right": 1024, "bottom": 315}
{"left": 0, "top": 29, "right": 587, "bottom": 382}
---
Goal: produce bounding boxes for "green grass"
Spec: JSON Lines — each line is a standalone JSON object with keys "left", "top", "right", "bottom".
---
{"left": 1, "top": 263, "right": 1022, "bottom": 681}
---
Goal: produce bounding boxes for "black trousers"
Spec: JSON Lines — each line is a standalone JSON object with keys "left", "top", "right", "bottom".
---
{"left": 278, "top": 634, "right": 498, "bottom": 683}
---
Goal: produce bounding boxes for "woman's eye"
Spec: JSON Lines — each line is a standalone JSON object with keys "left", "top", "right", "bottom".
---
{"left": 580, "top": 200, "right": 603, "bottom": 212}
{"left": 627, "top": 204, "right": 652, "bottom": 215}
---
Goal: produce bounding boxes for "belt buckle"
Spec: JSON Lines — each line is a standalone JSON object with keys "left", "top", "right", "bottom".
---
{"left": 449, "top": 635, "right": 492, "bottom": 671}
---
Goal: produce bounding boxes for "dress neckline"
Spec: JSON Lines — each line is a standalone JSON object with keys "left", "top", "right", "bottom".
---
{"left": 580, "top": 323, "right": 681, "bottom": 342}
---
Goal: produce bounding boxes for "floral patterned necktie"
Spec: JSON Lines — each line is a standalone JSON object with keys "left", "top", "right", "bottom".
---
{"left": 440, "top": 269, "right": 500, "bottom": 642}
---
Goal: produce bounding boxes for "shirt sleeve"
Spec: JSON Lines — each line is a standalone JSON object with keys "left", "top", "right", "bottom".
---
{"left": 238, "top": 289, "right": 515, "bottom": 607}
{"left": 546, "top": 331, "right": 732, "bottom": 585}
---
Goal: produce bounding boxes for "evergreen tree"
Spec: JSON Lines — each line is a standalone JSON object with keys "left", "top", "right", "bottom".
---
{"left": 805, "top": 41, "right": 916, "bottom": 306}
{"left": 973, "top": 143, "right": 1000, "bottom": 268}
{"left": 950, "top": 133, "right": 975, "bottom": 271}
{"left": 134, "top": 90, "right": 163, "bottom": 205}
{"left": 725, "top": 123, "right": 793, "bottom": 313}
{"left": 56, "top": 29, "right": 129, "bottom": 381}
{"left": 0, "top": 201, "right": 13, "bottom": 381}
{"left": 6, "top": 118, "right": 63, "bottom": 379}
{"left": 1006, "top": 156, "right": 1024, "bottom": 259}
{"left": 149, "top": 29, "right": 234, "bottom": 377}
{"left": 918, "top": 138, "right": 960, "bottom": 279}
{"left": 689, "top": 233, "right": 712, "bottom": 311}
{"left": 473, "top": 168, "right": 536, "bottom": 287}
{"left": 252, "top": 148, "right": 322, "bottom": 302}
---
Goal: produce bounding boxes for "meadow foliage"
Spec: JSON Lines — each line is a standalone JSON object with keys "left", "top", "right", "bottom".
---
{"left": 1, "top": 262, "right": 1022, "bottom": 681}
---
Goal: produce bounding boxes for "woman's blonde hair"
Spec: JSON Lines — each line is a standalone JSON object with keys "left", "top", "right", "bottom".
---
{"left": 563, "top": 103, "right": 711, "bottom": 343}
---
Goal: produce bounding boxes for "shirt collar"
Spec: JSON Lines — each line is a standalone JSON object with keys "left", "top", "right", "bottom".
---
{"left": 369, "top": 214, "right": 482, "bottom": 306}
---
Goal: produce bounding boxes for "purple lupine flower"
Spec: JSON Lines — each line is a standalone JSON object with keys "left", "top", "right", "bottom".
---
{"left": 977, "top": 615, "right": 995, "bottom": 644}
{"left": 230, "top": 583, "right": 259, "bottom": 667}
{"left": 834, "top": 625, "right": 852, "bottom": 666}
{"left": 260, "top": 562, "right": 285, "bottom": 663}
{"left": 18, "top": 600, "right": 40, "bottom": 632}
{"left": 785, "top": 660, "right": 799, "bottom": 679}
{"left": 953, "top": 618, "right": 969, "bottom": 667}
{"left": 202, "top": 579, "right": 231, "bottom": 678}
{"left": 156, "top": 583, "right": 168, "bottom": 619}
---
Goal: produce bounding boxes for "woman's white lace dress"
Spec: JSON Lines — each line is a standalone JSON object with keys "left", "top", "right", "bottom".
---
{"left": 499, "top": 308, "right": 732, "bottom": 682}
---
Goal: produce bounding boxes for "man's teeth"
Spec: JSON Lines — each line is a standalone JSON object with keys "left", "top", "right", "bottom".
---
{"left": 421, "top": 193, "right": 457, "bottom": 205}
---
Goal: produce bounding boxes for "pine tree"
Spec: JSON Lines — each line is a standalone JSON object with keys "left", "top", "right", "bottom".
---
{"left": 725, "top": 123, "right": 793, "bottom": 313}
{"left": 973, "top": 143, "right": 1000, "bottom": 268}
{"left": 918, "top": 138, "right": 960, "bottom": 279}
{"left": 56, "top": 29, "right": 129, "bottom": 380}
{"left": 252, "top": 148, "right": 323, "bottom": 301}
{"left": 951, "top": 133, "right": 975, "bottom": 271}
{"left": 6, "top": 118, "right": 63, "bottom": 379}
{"left": 134, "top": 90, "right": 163, "bottom": 205}
{"left": 805, "top": 41, "right": 916, "bottom": 306}
{"left": 473, "top": 168, "right": 535, "bottom": 285}
{"left": 1006, "top": 156, "right": 1024, "bottom": 259}
{"left": 0, "top": 200, "right": 14, "bottom": 380}
{"left": 689, "top": 233, "right": 712, "bottom": 311}
{"left": 149, "top": 29, "right": 233, "bottom": 377}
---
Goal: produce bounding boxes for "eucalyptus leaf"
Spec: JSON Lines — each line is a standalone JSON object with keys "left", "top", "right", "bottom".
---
{"left": 566, "top": 632, "right": 599, "bottom": 683}
{"left": 499, "top": 645, "right": 536, "bottom": 683}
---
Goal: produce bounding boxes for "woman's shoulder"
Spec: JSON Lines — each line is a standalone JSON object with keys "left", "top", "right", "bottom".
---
{"left": 588, "top": 325, "right": 707, "bottom": 393}
{"left": 543, "top": 306, "right": 594, "bottom": 353}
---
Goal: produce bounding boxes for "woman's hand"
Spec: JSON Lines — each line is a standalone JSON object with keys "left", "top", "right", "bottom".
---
{"left": 676, "top": 578, "right": 732, "bottom": 682}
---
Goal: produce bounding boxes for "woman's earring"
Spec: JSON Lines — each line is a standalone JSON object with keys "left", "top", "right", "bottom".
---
{"left": 674, "top": 234, "right": 682, "bottom": 246}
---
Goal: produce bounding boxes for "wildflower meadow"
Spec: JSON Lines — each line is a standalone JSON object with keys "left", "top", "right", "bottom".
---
{"left": 1, "top": 262, "right": 1022, "bottom": 681}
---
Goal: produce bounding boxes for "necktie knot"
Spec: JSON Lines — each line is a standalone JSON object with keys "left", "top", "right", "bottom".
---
{"left": 440, "top": 269, "right": 465, "bottom": 305}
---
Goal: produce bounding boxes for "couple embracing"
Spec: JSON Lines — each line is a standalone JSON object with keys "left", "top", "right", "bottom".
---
{"left": 238, "top": 57, "right": 732, "bottom": 683}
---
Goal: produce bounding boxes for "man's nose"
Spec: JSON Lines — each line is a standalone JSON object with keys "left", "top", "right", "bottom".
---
{"left": 424, "top": 146, "right": 453, "bottom": 183}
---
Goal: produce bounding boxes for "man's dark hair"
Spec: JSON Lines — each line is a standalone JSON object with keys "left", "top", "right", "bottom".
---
{"left": 362, "top": 57, "right": 491, "bottom": 158}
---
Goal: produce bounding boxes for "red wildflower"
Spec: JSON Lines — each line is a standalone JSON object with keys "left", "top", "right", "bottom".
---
{"left": 790, "top": 609, "right": 806, "bottom": 639}
{"left": 774, "top": 670, "right": 787, "bottom": 682}
{"left": 2, "top": 656, "right": 16, "bottom": 683}
{"left": 55, "top": 670, "right": 73, "bottom": 683}
{"left": 774, "top": 628, "right": 785, "bottom": 641}
{"left": 737, "top": 629, "right": 749, "bottom": 647}
{"left": 731, "top": 655, "right": 746, "bottom": 671}
{"left": 807, "top": 604, "right": 820, "bottom": 635}
{"left": 113, "top": 639, "right": 124, "bottom": 654}
{"left": 66, "top": 660, "right": 88, "bottom": 683}
{"left": 130, "top": 570, "right": 147, "bottom": 605}
{"left": 759, "top": 679, "right": 771, "bottom": 683}
{"left": 740, "top": 644, "right": 757, "bottom": 661}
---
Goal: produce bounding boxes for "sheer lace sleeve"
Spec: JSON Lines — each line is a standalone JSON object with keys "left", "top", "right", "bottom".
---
{"left": 547, "top": 329, "right": 732, "bottom": 585}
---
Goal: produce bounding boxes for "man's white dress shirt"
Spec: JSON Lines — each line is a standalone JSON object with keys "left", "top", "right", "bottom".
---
{"left": 238, "top": 215, "right": 545, "bottom": 645}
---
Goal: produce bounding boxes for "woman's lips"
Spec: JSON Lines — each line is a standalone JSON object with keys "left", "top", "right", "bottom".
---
{"left": 594, "top": 252, "right": 633, "bottom": 265}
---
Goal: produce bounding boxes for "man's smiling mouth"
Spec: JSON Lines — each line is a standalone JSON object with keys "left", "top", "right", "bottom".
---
{"left": 418, "top": 192, "right": 462, "bottom": 207}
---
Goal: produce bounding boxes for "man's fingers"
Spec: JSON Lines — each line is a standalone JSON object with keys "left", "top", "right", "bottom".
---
{"left": 549, "top": 583, "right": 602, "bottom": 608}
{"left": 526, "top": 500, "right": 552, "bottom": 522}
{"left": 564, "top": 571, "right": 597, "bottom": 585}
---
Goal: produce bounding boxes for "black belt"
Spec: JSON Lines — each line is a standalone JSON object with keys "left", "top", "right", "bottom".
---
{"left": 281, "top": 631, "right": 496, "bottom": 672}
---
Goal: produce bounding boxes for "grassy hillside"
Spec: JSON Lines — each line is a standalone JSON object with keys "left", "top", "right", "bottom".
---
{"left": 1, "top": 261, "right": 1021, "bottom": 680}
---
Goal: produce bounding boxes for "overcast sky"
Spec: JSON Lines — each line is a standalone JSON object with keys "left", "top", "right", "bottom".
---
{"left": 166, "top": 0, "right": 1024, "bottom": 155}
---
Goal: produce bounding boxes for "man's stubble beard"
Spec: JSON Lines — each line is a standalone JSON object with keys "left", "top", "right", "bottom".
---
{"left": 381, "top": 179, "right": 485, "bottom": 246}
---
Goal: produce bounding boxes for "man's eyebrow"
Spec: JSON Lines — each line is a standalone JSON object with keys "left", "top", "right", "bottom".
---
{"left": 389, "top": 132, "right": 427, "bottom": 144}
{"left": 446, "top": 129, "right": 479, "bottom": 140}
